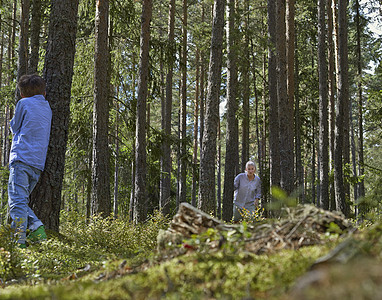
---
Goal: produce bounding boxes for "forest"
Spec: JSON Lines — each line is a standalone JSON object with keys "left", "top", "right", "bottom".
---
{"left": 0, "top": 0, "right": 382, "bottom": 298}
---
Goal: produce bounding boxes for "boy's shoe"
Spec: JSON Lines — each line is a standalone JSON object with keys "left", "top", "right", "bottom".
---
{"left": 27, "top": 226, "right": 47, "bottom": 243}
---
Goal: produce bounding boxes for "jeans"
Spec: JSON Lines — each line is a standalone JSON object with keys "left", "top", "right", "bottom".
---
{"left": 8, "top": 161, "right": 43, "bottom": 244}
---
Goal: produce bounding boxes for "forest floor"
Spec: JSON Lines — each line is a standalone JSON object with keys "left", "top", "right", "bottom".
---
{"left": 0, "top": 205, "right": 381, "bottom": 299}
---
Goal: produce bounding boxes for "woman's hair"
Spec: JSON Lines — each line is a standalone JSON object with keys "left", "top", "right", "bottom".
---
{"left": 245, "top": 160, "right": 256, "bottom": 171}
{"left": 18, "top": 74, "right": 46, "bottom": 97}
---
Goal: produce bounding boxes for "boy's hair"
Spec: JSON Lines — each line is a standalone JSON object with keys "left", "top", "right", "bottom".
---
{"left": 18, "top": 74, "right": 46, "bottom": 97}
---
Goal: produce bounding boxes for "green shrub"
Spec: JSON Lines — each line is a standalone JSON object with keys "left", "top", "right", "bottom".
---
{"left": 60, "top": 209, "right": 170, "bottom": 257}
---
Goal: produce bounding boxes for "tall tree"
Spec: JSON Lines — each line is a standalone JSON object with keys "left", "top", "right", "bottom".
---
{"left": 276, "top": 0, "right": 294, "bottom": 195}
{"left": 91, "top": 0, "right": 111, "bottom": 216}
{"left": 191, "top": 49, "right": 200, "bottom": 207}
{"left": 355, "top": 0, "right": 365, "bottom": 206}
{"left": 286, "top": 0, "right": 295, "bottom": 153}
{"left": 113, "top": 102, "right": 119, "bottom": 217}
{"left": 318, "top": 0, "right": 329, "bottom": 209}
{"left": 294, "top": 28, "right": 304, "bottom": 203}
{"left": 268, "top": 0, "right": 280, "bottom": 195}
{"left": 217, "top": 120, "right": 222, "bottom": 218}
{"left": 334, "top": 0, "right": 350, "bottom": 216}
{"left": 179, "top": 0, "right": 188, "bottom": 205}
{"left": 30, "top": 0, "right": 79, "bottom": 231}
{"left": 198, "top": 0, "right": 225, "bottom": 215}
{"left": 28, "top": 0, "right": 42, "bottom": 74}
{"left": 241, "top": 0, "right": 250, "bottom": 170}
{"left": 327, "top": 0, "right": 336, "bottom": 210}
{"left": 134, "top": 0, "right": 152, "bottom": 222}
{"left": 2, "top": 0, "right": 17, "bottom": 168}
{"left": 160, "top": 0, "right": 175, "bottom": 215}
{"left": 222, "top": 0, "right": 238, "bottom": 222}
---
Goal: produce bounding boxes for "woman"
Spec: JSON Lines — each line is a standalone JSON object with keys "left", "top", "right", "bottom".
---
{"left": 233, "top": 161, "right": 261, "bottom": 222}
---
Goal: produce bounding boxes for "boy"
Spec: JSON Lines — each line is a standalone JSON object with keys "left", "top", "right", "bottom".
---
{"left": 8, "top": 74, "right": 52, "bottom": 248}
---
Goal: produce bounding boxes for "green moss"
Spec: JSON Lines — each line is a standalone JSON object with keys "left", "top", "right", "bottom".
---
{"left": 0, "top": 244, "right": 331, "bottom": 300}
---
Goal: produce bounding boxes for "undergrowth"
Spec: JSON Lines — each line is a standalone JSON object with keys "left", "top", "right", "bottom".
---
{"left": 0, "top": 209, "right": 342, "bottom": 299}
{"left": 0, "top": 210, "right": 169, "bottom": 283}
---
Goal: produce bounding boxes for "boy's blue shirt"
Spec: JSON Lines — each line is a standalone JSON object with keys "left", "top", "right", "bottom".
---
{"left": 9, "top": 94, "right": 52, "bottom": 171}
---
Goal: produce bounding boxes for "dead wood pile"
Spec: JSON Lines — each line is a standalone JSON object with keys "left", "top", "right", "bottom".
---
{"left": 157, "top": 203, "right": 354, "bottom": 255}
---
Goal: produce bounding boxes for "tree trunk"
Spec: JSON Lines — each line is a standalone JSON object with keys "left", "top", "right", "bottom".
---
{"left": 199, "top": 5, "right": 206, "bottom": 152}
{"left": 0, "top": 16, "right": 3, "bottom": 91}
{"left": 179, "top": 0, "right": 188, "bottom": 205}
{"left": 350, "top": 106, "right": 357, "bottom": 211}
{"left": 217, "top": 121, "right": 222, "bottom": 219}
{"left": 191, "top": 49, "right": 200, "bottom": 207}
{"left": 241, "top": 0, "right": 250, "bottom": 171}
{"left": 327, "top": 0, "right": 336, "bottom": 211}
{"left": 30, "top": 0, "right": 79, "bottom": 232}
{"left": 92, "top": 0, "right": 111, "bottom": 217}
{"left": 268, "top": 0, "right": 280, "bottom": 196}
{"left": 15, "top": 0, "right": 30, "bottom": 101}
{"left": 198, "top": 0, "right": 225, "bottom": 215}
{"left": 199, "top": 56, "right": 205, "bottom": 150}
{"left": 134, "top": 0, "right": 152, "bottom": 223}
{"left": 113, "top": 102, "right": 119, "bottom": 218}
{"left": 294, "top": 30, "right": 304, "bottom": 203}
{"left": 262, "top": 52, "right": 269, "bottom": 216}
{"left": 286, "top": 0, "right": 295, "bottom": 190}
{"left": 129, "top": 158, "right": 135, "bottom": 221}
{"left": 318, "top": 0, "right": 329, "bottom": 209}
{"left": 160, "top": 0, "right": 175, "bottom": 215}
{"left": 222, "top": 0, "right": 238, "bottom": 222}
{"left": 334, "top": 0, "right": 350, "bottom": 216}
{"left": 2, "top": 0, "right": 17, "bottom": 167}
{"left": 312, "top": 121, "right": 316, "bottom": 205}
{"left": 277, "top": 0, "right": 294, "bottom": 195}
{"left": 28, "top": 0, "right": 41, "bottom": 74}
{"left": 355, "top": 0, "right": 365, "bottom": 212}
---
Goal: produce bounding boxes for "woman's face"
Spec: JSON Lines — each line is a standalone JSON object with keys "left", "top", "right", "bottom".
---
{"left": 246, "top": 165, "right": 255, "bottom": 176}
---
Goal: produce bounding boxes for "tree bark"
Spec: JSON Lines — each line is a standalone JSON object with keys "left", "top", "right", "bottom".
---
{"left": 30, "top": 0, "right": 79, "bottom": 232}
{"left": 199, "top": 5, "right": 206, "bottom": 153}
{"left": 334, "top": 0, "right": 350, "bottom": 216}
{"left": 179, "top": 0, "right": 188, "bottom": 205}
{"left": 191, "top": 49, "right": 200, "bottom": 207}
{"left": 355, "top": 0, "right": 365, "bottom": 212}
{"left": 286, "top": 0, "right": 295, "bottom": 191}
{"left": 217, "top": 120, "right": 222, "bottom": 218}
{"left": 92, "top": 0, "right": 111, "bottom": 217}
{"left": 2, "top": 1, "right": 17, "bottom": 168}
{"left": 294, "top": 28, "right": 304, "bottom": 203}
{"left": 198, "top": 0, "right": 225, "bottom": 215}
{"left": 134, "top": 0, "right": 152, "bottom": 223}
{"left": 222, "top": 0, "right": 238, "bottom": 222}
{"left": 312, "top": 121, "right": 316, "bottom": 205}
{"left": 15, "top": 0, "right": 30, "bottom": 101}
{"left": 241, "top": 0, "right": 250, "bottom": 171}
{"left": 318, "top": 0, "right": 329, "bottom": 209}
{"left": 327, "top": 0, "right": 336, "bottom": 211}
{"left": 28, "top": 0, "right": 41, "bottom": 74}
{"left": 160, "top": 0, "right": 175, "bottom": 215}
{"left": 268, "top": 0, "right": 280, "bottom": 196}
{"left": 277, "top": 0, "right": 294, "bottom": 195}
